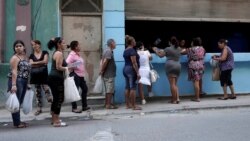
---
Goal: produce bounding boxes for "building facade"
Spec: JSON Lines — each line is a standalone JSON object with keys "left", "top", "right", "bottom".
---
{"left": 0, "top": 0, "right": 250, "bottom": 103}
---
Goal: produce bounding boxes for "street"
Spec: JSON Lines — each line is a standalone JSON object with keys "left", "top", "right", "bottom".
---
{"left": 0, "top": 107, "right": 250, "bottom": 141}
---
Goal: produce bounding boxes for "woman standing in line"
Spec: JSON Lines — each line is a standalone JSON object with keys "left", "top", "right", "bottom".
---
{"left": 8, "top": 40, "right": 31, "bottom": 128}
{"left": 66, "top": 40, "right": 90, "bottom": 113}
{"left": 47, "top": 37, "right": 68, "bottom": 127}
{"left": 213, "top": 39, "right": 236, "bottom": 100}
{"left": 123, "top": 35, "right": 141, "bottom": 110}
{"left": 136, "top": 41, "right": 154, "bottom": 105}
{"left": 183, "top": 37, "right": 206, "bottom": 102}
{"left": 29, "top": 40, "right": 53, "bottom": 115}
{"left": 152, "top": 36, "right": 182, "bottom": 104}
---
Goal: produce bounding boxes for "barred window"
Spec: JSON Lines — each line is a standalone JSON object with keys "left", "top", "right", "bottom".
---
{"left": 61, "top": 0, "right": 102, "bottom": 13}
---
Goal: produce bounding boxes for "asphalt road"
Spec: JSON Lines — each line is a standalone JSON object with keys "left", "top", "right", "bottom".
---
{"left": 0, "top": 108, "right": 250, "bottom": 141}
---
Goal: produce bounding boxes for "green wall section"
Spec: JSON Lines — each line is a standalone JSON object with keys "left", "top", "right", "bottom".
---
{"left": 31, "top": 0, "right": 60, "bottom": 51}
{"left": 4, "top": 0, "right": 16, "bottom": 62}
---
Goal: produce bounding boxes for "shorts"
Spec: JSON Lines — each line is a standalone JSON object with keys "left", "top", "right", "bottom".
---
{"left": 220, "top": 69, "right": 233, "bottom": 87}
{"left": 103, "top": 77, "right": 115, "bottom": 93}
{"left": 123, "top": 66, "right": 137, "bottom": 90}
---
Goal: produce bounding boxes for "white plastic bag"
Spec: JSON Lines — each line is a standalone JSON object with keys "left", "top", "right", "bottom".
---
{"left": 22, "top": 89, "right": 34, "bottom": 115}
{"left": 5, "top": 92, "right": 20, "bottom": 113}
{"left": 150, "top": 69, "right": 159, "bottom": 83}
{"left": 138, "top": 68, "right": 151, "bottom": 85}
{"left": 93, "top": 75, "right": 104, "bottom": 93}
{"left": 210, "top": 59, "right": 219, "bottom": 68}
{"left": 64, "top": 69, "right": 81, "bottom": 103}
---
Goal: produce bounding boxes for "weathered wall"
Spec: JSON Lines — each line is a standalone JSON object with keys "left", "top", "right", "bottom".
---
{"left": 126, "top": 0, "right": 250, "bottom": 22}
{"left": 0, "top": 0, "right": 4, "bottom": 62}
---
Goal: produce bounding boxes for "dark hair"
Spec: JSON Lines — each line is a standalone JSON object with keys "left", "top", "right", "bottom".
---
{"left": 69, "top": 40, "right": 79, "bottom": 50}
{"left": 135, "top": 41, "right": 144, "bottom": 50}
{"left": 170, "top": 36, "right": 178, "bottom": 48}
{"left": 192, "top": 37, "right": 202, "bottom": 46}
{"left": 126, "top": 35, "right": 135, "bottom": 46}
{"left": 218, "top": 39, "right": 228, "bottom": 45}
{"left": 33, "top": 40, "right": 41, "bottom": 45}
{"left": 47, "top": 37, "right": 63, "bottom": 50}
{"left": 13, "top": 40, "right": 25, "bottom": 53}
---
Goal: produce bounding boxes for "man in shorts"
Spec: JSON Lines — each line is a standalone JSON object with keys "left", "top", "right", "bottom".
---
{"left": 100, "top": 39, "right": 118, "bottom": 109}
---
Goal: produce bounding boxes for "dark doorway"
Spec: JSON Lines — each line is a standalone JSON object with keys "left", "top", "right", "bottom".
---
{"left": 125, "top": 20, "right": 250, "bottom": 53}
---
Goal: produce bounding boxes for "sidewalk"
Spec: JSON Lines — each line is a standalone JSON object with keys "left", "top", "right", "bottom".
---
{"left": 0, "top": 94, "right": 250, "bottom": 123}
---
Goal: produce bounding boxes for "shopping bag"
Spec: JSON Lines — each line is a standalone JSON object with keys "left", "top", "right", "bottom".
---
{"left": 150, "top": 69, "right": 159, "bottom": 83}
{"left": 212, "top": 67, "right": 220, "bottom": 81}
{"left": 22, "top": 89, "right": 34, "bottom": 115}
{"left": 64, "top": 69, "right": 81, "bottom": 103}
{"left": 5, "top": 92, "right": 20, "bottom": 113}
{"left": 93, "top": 75, "right": 104, "bottom": 93}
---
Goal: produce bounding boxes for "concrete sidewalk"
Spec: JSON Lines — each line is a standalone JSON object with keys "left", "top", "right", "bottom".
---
{"left": 0, "top": 94, "right": 250, "bottom": 123}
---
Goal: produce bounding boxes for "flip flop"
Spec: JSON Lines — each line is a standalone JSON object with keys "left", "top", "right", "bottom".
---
{"left": 218, "top": 97, "right": 228, "bottom": 100}
{"left": 191, "top": 98, "right": 200, "bottom": 102}
{"left": 53, "top": 122, "right": 67, "bottom": 127}
{"left": 34, "top": 110, "right": 42, "bottom": 116}
{"left": 132, "top": 106, "right": 142, "bottom": 110}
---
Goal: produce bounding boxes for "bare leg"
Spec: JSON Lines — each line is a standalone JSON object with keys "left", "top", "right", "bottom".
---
{"left": 125, "top": 89, "right": 131, "bottom": 108}
{"left": 223, "top": 84, "right": 228, "bottom": 98}
{"left": 138, "top": 83, "right": 145, "bottom": 101}
{"left": 130, "top": 89, "right": 141, "bottom": 110}
{"left": 168, "top": 77, "right": 177, "bottom": 103}
{"left": 193, "top": 80, "right": 200, "bottom": 100}
{"left": 229, "top": 85, "right": 236, "bottom": 97}
{"left": 174, "top": 78, "right": 180, "bottom": 102}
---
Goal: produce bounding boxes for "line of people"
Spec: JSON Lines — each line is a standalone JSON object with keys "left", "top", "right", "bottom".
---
{"left": 8, "top": 37, "right": 90, "bottom": 128}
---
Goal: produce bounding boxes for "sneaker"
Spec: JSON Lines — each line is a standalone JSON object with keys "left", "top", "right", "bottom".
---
{"left": 148, "top": 92, "right": 154, "bottom": 97}
{"left": 142, "top": 99, "right": 146, "bottom": 105}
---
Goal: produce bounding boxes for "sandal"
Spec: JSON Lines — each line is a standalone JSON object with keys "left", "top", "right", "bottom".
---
{"left": 15, "top": 123, "right": 27, "bottom": 128}
{"left": 53, "top": 121, "right": 67, "bottom": 127}
{"left": 191, "top": 98, "right": 200, "bottom": 102}
{"left": 72, "top": 109, "right": 82, "bottom": 113}
{"left": 218, "top": 97, "right": 228, "bottom": 100}
{"left": 106, "top": 105, "right": 118, "bottom": 109}
{"left": 132, "top": 106, "right": 142, "bottom": 110}
{"left": 34, "top": 110, "right": 42, "bottom": 116}
{"left": 47, "top": 96, "right": 53, "bottom": 103}
{"left": 229, "top": 96, "right": 237, "bottom": 99}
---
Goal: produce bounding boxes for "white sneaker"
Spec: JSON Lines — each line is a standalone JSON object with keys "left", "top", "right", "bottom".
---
{"left": 142, "top": 99, "right": 146, "bottom": 105}
{"left": 149, "top": 92, "right": 154, "bottom": 97}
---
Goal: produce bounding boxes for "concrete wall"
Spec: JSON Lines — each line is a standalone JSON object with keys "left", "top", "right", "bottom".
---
{"left": 0, "top": 0, "right": 4, "bottom": 63}
{"left": 103, "top": 0, "right": 125, "bottom": 102}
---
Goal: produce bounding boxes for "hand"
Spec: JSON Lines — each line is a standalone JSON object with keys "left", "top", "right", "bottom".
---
{"left": 152, "top": 47, "right": 157, "bottom": 52}
{"left": 11, "top": 86, "right": 17, "bottom": 93}
{"left": 137, "top": 73, "right": 141, "bottom": 80}
{"left": 99, "top": 71, "right": 104, "bottom": 76}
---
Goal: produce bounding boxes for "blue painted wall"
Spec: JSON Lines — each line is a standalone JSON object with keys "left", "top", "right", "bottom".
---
{"left": 103, "top": 0, "right": 250, "bottom": 103}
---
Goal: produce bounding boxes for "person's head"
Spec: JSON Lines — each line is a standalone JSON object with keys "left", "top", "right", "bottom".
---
{"left": 179, "top": 39, "right": 186, "bottom": 48}
{"left": 136, "top": 41, "right": 144, "bottom": 51}
{"left": 47, "top": 37, "right": 66, "bottom": 51}
{"left": 218, "top": 39, "right": 228, "bottom": 49}
{"left": 68, "top": 40, "right": 80, "bottom": 52}
{"left": 191, "top": 37, "right": 202, "bottom": 47}
{"left": 125, "top": 35, "right": 136, "bottom": 48}
{"left": 107, "top": 39, "right": 116, "bottom": 50}
{"left": 169, "top": 36, "right": 178, "bottom": 48}
{"left": 13, "top": 40, "right": 25, "bottom": 55}
{"left": 31, "top": 40, "right": 42, "bottom": 52}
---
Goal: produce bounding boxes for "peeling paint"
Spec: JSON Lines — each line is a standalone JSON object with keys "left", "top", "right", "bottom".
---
{"left": 16, "top": 25, "right": 27, "bottom": 32}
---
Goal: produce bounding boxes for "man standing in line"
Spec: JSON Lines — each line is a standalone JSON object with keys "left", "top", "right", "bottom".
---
{"left": 100, "top": 39, "right": 118, "bottom": 109}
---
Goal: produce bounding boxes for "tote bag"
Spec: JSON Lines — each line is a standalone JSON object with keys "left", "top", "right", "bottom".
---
{"left": 212, "top": 67, "right": 220, "bottom": 81}
{"left": 64, "top": 69, "right": 81, "bottom": 103}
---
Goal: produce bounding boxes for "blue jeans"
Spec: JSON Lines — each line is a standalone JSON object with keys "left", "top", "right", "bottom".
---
{"left": 123, "top": 66, "right": 137, "bottom": 90}
{"left": 8, "top": 77, "right": 28, "bottom": 126}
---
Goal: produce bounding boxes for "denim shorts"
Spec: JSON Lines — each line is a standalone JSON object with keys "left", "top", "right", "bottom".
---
{"left": 123, "top": 66, "right": 137, "bottom": 90}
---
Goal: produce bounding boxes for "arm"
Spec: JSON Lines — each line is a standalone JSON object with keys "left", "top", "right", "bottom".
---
{"left": 29, "top": 52, "right": 49, "bottom": 66}
{"left": 152, "top": 47, "right": 166, "bottom": 58}
{"left": 181, "top": 48, "right": 187, "bottom": 55}
{"left": 214, "top": 48, "right": 228, "bottom": 61}
{"left": 54, "top": 51, "right": 67, "bottom": 71}
{"left": 10, "top": 56, "right": 19, "bottom": 93}
{"left": 100, "top": 58, "right": 109, "bottom": 75}
{"left": 130, "top": 56, "right": 139, "bottom": 75}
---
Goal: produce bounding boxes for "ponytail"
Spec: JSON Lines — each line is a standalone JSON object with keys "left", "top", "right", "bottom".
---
{"left": 47, "top": 37, "right": 62, "bottom": 50}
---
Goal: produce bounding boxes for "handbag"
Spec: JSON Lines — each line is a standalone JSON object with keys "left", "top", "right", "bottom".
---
{"left": 64, "top": 68, "right": 81, "bottom": 103}
{"left": 31, "top": 65, "right": 47, "bottom": 75}
{"left": 212, "top": 67, "right": 220, "bottom": 81}
{"left": 150, "top": 63, "right": 159, "bottom": 83}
